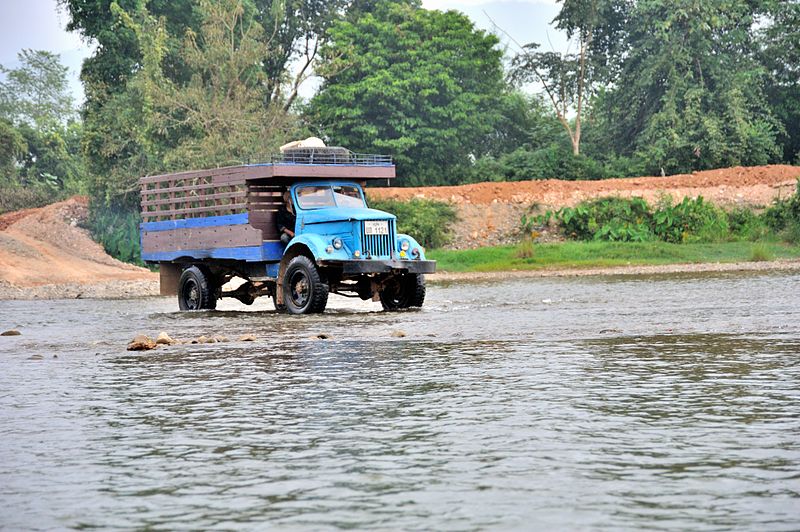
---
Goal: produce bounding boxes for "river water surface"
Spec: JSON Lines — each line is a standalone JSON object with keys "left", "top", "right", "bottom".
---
{"left": 1, "top": 272, "right": 799, "bottom": 530}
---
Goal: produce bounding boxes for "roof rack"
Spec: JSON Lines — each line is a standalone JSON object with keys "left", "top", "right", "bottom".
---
{"left": 265, "top": 147, "right": 393, "bottom": 167}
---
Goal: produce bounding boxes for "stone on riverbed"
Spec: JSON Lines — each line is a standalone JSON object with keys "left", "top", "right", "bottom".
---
{"left": 127, "top": 334, "right": 157, "bottom": 351}
{"left": 1, "top": 330, "right": 21, "bottom": 336}
{"left": 156, "top": 331, "right": 176, "bottom": 345}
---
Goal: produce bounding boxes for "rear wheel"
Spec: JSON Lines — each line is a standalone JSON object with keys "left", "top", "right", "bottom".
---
{"left": 282, "top": 256, "right": 328, "bottom": 314}
{"left": 380, "top": 274, "right": 425, "bottom": 311}
{"left": 178, "top": 266, "right": 217, "bottom": 310}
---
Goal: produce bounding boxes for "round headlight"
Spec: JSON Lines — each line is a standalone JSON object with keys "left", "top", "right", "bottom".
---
{"left": 332, "top": 237, "right": 343, "bottom": 250}
{"left": 400, "top": 239, "right": 410, "bottom": 251}
{"left": 354, "top": 250, "right": 361, "bottom": 258}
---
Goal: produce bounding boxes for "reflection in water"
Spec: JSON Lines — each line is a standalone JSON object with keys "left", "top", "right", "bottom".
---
{"left": 1, "top": 272, "right": 800, "bottom": 529}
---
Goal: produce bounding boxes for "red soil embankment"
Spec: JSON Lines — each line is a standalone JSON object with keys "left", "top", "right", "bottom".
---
{"left": 370, "top": 165, "right": 800, "bottom": 249}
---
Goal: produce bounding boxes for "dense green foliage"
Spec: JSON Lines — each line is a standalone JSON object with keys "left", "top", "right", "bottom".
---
{"left": 527, "top": 186, "right": 800, "bottom": 246}
{"left": 310, "top": 1, "right": 507, "bottom": 185}
{"left": 0, "top": 50, "right": 84, "bottom": 209}
{"left": 591, "top": 0, "right": 782, "bottom": 174}
{"left": 762, "top": 181, "right": 800, "bottom": 243}
{"left": 86, "top": 203, "right": 145, "bottom": 264}
{"left": 367, "top": 196, "right": 457, "bottom": 248}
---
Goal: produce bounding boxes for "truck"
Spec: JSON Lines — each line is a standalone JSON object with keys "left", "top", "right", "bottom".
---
{"left": 138, "top": 147, "right": 436, "bottom": 314}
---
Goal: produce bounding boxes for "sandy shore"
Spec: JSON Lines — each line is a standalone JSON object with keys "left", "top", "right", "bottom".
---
{"left": 3, "top": 260, "right": 800, "bottom": 300}
{"left": 427, "top": 259, "right": 800, "bottom": 283}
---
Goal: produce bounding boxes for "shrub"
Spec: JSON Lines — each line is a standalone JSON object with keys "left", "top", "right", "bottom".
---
{"left": 367, "top": 196, "right": 457, "bottom": 249}
{"left": 0, "top": 186, "right": 64, "bottom": 214}
{"left": 529, "top": 195, "right": 755, "bottom": 244}
{"left": 724, "top": 206, "right": 770, "bottom": 241}
{"left": 516, "top": 237, "right": 535, "bottom": 259}
{"left": 652, "top": 196, "right": 729, "bottom": 243}
{"left": 555, "top": 197, "right": 654, "bottom": 242}
{"left": 87, "top": 201, "right": 144, "bottom": 265}
{"left": 763, "top": 180, "right": 800, "bottom": 233}
{"left": 749, "top": 244, "right": 773, "bottom": 262}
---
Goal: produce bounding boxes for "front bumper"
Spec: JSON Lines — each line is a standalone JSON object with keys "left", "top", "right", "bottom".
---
{"left": 321, "top": 259, "right": 436, "bottom": 275}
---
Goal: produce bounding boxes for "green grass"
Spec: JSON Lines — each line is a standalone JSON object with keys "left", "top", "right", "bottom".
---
{"left": 428, "top": 241, "right": 800, "bottom": 273}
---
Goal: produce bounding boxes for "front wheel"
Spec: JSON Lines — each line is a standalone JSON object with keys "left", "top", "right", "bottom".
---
{"left": 177, "top": 265, "right": 217, "bottom": 310}
{"left": 380, "top": 274, "right": 426, "bottom": 311}
{"left": 282, "top": 256, "right": 329, "bottom": 314}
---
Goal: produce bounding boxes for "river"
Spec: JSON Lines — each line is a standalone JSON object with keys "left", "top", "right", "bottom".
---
{"left": 1, "top": 271, "right": 799, "bottom": 530}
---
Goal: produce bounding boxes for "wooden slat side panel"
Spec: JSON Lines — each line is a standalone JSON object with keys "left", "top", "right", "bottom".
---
{"left": 141, "top": 224, "right": 264, "bottom": 253}
{"left": 247, "top": 184, "right": 283, "bottom": 240}
{"left": 141, "top": 203, "right": 247, "bottom": 220}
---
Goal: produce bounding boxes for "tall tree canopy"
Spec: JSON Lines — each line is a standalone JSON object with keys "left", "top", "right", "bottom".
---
{"left": 0, "top": 50, "right": 76, "bottom": 129}
{"left": 760, "top": 0, "right": 800, "bottom": 162}
{"left": 0, "top": 50, "right": 83, "bottom": 190}
{"left": 593, "top": 0, "right": 781, "bottom": 173}
{"left": 309, "top": 0, "right": 507, "bottom": 185}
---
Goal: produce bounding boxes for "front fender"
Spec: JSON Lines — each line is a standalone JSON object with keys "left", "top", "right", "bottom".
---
{"left": 396, "top": 233, "right": 427, "bottom": 260}
{"left": 286, "top": 233, "right": 351, "bottom": 261}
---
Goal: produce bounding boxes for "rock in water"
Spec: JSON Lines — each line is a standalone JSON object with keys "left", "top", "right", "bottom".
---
{"left": 391, "top": 330, "right": 407, "bottom": 338}
{"left": 1, "top": 330, "right": 21, "bottom": 336}
{"left": 127, "top": 335, "right": 157, "bottom": 351}
{"left": 239, "top": 334, "right": 257, "bottom": 342}
{"left": 155, "top": 332, "right": 176, "bottom": 345}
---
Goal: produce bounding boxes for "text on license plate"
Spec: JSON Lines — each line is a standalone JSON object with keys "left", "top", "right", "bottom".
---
{"left": 364, "top": 221, "right": 389, "bottom": 235}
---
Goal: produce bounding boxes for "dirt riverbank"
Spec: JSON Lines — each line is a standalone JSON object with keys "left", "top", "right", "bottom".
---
{"left": 0, "top": 197, "right": 158, "bottom": 300}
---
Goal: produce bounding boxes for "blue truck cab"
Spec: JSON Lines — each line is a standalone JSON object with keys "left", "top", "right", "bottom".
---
{"left": 139, "top": 147, "right": 435, "bottom": 314}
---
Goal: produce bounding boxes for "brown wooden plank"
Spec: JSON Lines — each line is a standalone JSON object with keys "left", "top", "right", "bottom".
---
{"left": 248, "top": 210, "right": 280, "bottom": 240}
{"left": 141, "top": 224, "right": 264, "bottom": 252}
{"left": 142, "top": 203, "right": 247, "bottom": 219}
{"left": 268, "top": 165, "right": 395, "bottom": 179}
{"left": 139, "top": 165, "right": 255, "bottom": 185}
{"left": 142, "top": 191, "right": 247, "bottom": 207}
{"left": 141, "top": 182, "right": 231, "bottom": 197}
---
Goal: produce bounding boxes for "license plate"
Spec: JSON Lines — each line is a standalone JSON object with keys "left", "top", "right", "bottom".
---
{"left": 364, "top": 220, "right": 389, "bottom": 235}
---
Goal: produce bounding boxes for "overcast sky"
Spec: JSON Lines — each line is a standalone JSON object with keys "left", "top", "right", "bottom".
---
{"left": 0, "top": 0, "right": 567, "bottom": 104}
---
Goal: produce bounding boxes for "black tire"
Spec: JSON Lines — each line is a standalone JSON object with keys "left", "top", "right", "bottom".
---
{"left": 178, "top": 265, "right": 217, "bottom": 310}
{"left": 408, "top": 274, "right": 426, "bottom": 307}
{"left": 282, "top": 256, "right": 328, "bottom": 314}
{"left": 380, "top": 274, "right": 425, "bottom": 311}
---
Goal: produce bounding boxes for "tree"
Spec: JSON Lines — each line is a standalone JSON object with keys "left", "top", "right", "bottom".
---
{"left": 595, "top": 0, "right": 781, "bottom": 174}
{"left": 309, "top": 1, "right": 507, "bottom": 185}
{"left": 256, "top": 0, "right": 350, "bottom": 109}
{"left": 760, "top": 0, "right": 800, "bottom": 162}
{"left": 0, "top": 120, "right": 27, "bottom": 185}
{"left": 0, "top": 50, "right": 84, "bottom": 191}
{"left": 509, "top": 0, "right": 629, "bottom": 156}
{"left": 0, "top": 49, "right": 76, "bottom": 129}
{"left": 116, "top": 0, "right": 299, "bottom": 171}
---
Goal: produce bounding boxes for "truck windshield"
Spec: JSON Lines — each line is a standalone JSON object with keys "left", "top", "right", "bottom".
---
{"left": 296, "top": 185, "right": 365, "bottom": 209}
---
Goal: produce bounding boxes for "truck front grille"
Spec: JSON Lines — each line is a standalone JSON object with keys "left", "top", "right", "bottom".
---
{"left": 360, "top": 220, "right": 395, "bottom": 259}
